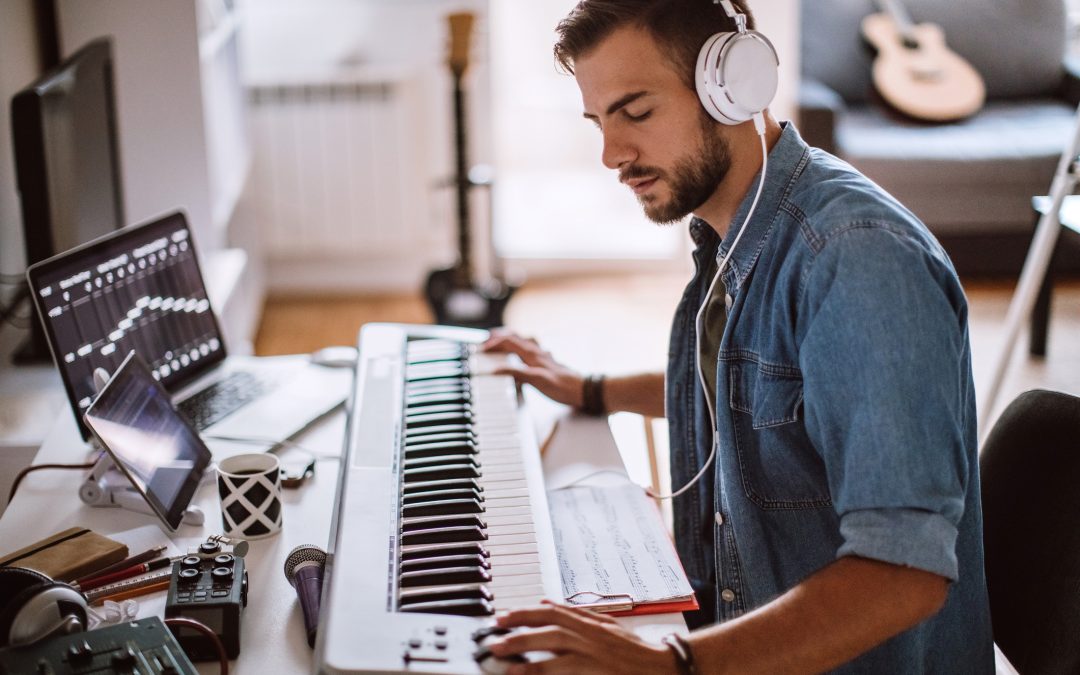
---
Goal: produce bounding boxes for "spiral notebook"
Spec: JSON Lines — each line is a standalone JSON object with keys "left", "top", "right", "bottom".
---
{"left": 547, "top": 483, "right": 697, "bottom": 616}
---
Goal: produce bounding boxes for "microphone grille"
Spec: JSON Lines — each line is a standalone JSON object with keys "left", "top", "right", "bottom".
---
{"left": 283, "top": 544, "right": 327, "bottom": 583}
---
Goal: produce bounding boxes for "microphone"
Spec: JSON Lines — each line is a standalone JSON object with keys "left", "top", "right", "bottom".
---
{"left": 283, "top": 544, "right": 327, "bottom": 648}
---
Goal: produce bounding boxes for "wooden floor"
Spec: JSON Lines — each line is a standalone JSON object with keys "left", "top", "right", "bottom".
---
{"left": 255, "top": 274, "right": 1080, "bottom": 434}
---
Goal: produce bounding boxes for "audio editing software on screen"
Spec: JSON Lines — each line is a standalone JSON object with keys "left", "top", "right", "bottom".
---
{"left": 33, "top": 219, "right": 222, "bottom": 414}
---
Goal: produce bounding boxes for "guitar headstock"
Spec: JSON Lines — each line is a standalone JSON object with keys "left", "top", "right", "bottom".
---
{"left": 447, "top": 12, "right": 475, "bottom": 79}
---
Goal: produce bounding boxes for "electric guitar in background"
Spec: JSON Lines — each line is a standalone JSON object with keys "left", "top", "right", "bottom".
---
{"left": 861, "top": 0, "right": 985, "bottom": 122}
{"left": 424, "top": 12, "right": 517, "bottom": 329}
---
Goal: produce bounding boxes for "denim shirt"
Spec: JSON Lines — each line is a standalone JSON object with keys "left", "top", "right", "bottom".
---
{"left": 666, "top": 123, "right": 994, "bottom": 673}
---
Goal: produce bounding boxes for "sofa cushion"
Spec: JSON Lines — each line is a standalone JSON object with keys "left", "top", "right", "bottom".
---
{"left": 835, "top": 99, "right": 1076, "bottom": 234}
{"left": 802, "top": 0, "right": 1066, "bottom": 103}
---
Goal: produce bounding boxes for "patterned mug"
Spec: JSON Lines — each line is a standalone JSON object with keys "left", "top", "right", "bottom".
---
{"left": 217, "top": 453, "right": 283, "bottom": 539}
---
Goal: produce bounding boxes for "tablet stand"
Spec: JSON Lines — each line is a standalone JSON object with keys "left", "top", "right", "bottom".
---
{"left": 78, "top": 452, "right": 205, "bottom": 526}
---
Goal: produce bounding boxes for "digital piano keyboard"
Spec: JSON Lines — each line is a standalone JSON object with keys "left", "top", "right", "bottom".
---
{"left": 317, "top": 324, "right": 563, "bottom": 674}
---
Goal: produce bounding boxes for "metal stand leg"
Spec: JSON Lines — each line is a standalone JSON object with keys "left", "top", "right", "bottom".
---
{"left": 1029, "top": 254, "right": 1054, "bottom": 358}
{"left": 978, "top": 102, "right": 1080, "bottom": 434}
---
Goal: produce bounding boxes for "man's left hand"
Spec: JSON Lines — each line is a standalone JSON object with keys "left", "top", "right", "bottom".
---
{"left": 487, "top": 600, "right": 677, "bottom": 674}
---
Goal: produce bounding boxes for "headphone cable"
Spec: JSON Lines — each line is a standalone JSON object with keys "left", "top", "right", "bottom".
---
{"left": 649, "top": 112, "right": 768, "bottom": 500}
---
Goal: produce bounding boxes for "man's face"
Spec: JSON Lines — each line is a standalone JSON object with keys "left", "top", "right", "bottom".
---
{"left": 575, "top": 26, "right": 732, "bottom": 224}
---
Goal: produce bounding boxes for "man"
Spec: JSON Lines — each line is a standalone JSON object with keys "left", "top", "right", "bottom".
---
{"left": 481, "top": 0, "right": 994, "bottom": 673}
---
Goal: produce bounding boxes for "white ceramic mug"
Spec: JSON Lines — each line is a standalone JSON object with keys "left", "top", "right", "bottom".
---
{"left": 217, "top": 453, "right": 283, "bottom": 539}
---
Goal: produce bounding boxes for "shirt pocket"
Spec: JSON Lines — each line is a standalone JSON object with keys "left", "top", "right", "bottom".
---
{"left": 729, "top": 360, "right": 832, "bottom": 510}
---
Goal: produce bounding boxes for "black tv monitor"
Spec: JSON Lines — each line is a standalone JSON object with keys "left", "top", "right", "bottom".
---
{"left": 11, "top": 38, "right": 125, "bottom": 361}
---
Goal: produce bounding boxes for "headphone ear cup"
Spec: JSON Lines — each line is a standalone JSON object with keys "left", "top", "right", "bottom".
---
{"left": 696, "top": 30, "right": 779, "bottom": 125}
{"left": 0, "top": 567, "right": 87, "bottom": 648}
{"left": 0, "top": 567, "right": 52, "bottom": 648}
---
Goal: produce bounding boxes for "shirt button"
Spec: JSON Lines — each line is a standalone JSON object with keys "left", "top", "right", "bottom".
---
{"left": 714, "top": 512, "right": 724, "bottom": 526}
{"left": 721, "top": 589, "right": 736, "bottom": 603}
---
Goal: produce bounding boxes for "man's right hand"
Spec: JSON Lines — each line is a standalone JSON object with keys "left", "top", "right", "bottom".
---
{"left": 482, "top": 329, "right": 586, "bottom": 408}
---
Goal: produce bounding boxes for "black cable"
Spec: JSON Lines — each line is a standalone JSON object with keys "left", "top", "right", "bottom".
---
{"left": 7, "top": 462, "right": 96, "bottom": 504}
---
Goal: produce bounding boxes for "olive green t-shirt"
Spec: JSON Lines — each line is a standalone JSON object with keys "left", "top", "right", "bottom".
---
{"left": 697, "top": 251, "right": 728, "bottom": 412}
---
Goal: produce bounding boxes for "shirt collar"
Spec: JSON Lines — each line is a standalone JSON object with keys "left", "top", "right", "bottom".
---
{"left": 690, "top": 122, "right": 810, "bottom": 292}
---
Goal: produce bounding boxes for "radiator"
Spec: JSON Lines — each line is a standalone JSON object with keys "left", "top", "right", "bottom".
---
{"left": 246, "top": 79, "right": 428, "bottom": 261}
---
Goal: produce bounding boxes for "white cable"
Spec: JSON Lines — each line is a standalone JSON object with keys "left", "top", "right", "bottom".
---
{"left": 649, "top": 113, "right": 768, "bottom": 500}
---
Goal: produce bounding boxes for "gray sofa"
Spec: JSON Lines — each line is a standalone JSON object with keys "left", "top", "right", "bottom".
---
{"left": 799, "top": 0, "right": 1080, "bottom": 274}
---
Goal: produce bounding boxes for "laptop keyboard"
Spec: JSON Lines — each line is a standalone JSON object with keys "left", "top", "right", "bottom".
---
{"left": 177, "top": 370, "right": 276, "bottom": 430}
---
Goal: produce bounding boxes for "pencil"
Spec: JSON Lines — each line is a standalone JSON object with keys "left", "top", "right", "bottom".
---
{"left": 91, "top": 578, "right": 170, "bottom": 605}
{"left": 76, "top": 556, "right": 174, "bottom": 592}
{"left": 84, "top": 569, "right": 174, "bottom": 602}
{"left": 75, "top": 545, "right": 167, "bottom": 584}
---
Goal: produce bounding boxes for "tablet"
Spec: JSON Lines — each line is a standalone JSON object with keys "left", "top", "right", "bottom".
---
{"left": 84, "top": 350, "right": 212, "bottom": 532}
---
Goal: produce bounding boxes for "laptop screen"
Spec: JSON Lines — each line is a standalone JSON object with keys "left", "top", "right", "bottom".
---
{"left": 26, "top": 211, "right": 226, "bottom": 440}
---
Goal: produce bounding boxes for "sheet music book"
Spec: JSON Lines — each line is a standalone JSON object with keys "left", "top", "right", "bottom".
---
{"left": 547, "top": 483, "right": 697, "bottom": 616}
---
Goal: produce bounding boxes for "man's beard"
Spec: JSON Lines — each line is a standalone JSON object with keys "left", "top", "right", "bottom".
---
{"left": 623, "top": 117, "right": 732, "bottom": 225}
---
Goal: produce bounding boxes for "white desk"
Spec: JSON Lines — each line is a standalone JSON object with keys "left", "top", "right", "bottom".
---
{"left": 0, "top": 395, "right": 684, "bottom": 673}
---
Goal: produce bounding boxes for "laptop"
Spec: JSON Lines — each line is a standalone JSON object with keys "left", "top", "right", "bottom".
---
{"left": 26, "top": 210, "right": 350, "bottom": 449}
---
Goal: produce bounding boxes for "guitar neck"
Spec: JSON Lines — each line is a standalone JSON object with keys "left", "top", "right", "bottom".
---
{"left": 448, "top": 12, "right": 475, "bottom": 280}
{"left": 876, "top": 0, "right": 917, "bottom": 42}
{"left": 453, "top": 76, "right": 472, "bottom": 278}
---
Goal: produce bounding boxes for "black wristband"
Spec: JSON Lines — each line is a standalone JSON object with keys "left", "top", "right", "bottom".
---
{"left": 580, "top": 374, "right": 607, "bottom": 416}
{"left": 661, "top": 633, "right": 696, "bottom": 675}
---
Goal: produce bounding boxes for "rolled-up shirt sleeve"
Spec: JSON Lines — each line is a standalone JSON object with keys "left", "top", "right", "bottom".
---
{"left": 798, "top": 225, "right": 971, "bottom": 581}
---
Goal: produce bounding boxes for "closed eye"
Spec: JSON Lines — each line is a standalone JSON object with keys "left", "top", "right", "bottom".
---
{"left": 624, "top": 109, "right": 652, "bottom": 122}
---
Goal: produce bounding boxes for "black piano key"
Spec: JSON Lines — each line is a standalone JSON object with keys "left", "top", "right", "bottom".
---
{"left": 401, "top": 514, "right": 486, "bottom": 532}
{"left": 401, "top": 554, "right": 490, "bottom": 573}
{"left": 404, "top": 440, "right": 478, "bottom": 458}
{"left": 403, "top": 454, "right": 480, "bottom": 470}
{"left": 400, "top": 542, "right": 489, "bottom": 561}
{"left": 403, "top": 430, "right": 475, "bottom": 444}
{"left": 404, "top": 403, "right": 471, "bottom": 416}
{"left": 405, "top": 411, "right": 474, "bottom": 427}
{"left": 405, "top": 382, "right": 470, "bottom": 396}
{"left": 402, "top": 478, "right": 482, "bottom": 494}
{"left": 402, "top": 499, "right": 484, "bottom": 518}
{"left": 399, "top": 566, "right": 492, "bottom": 588}
{"left": 402, "top": 488, "right": 483, "bottom": 505}
{"left": 404, "top": 381, "right": 470, "bottom": 396}
{"left": 406, "top": 369, "right": 469, "bottom": 384}
{"left": 405, "top": 424, "right": 474, "bottom": 439}
{"left": 400, "top": 525, "right": 487, "bottom": 546}
{"left": 403, "top": 463, "right": 481, "bottom": 483}
{"left": 399, "top": 599, "right": 494, "bottom": 617}
{"left": 399, "top": 583, "right": 493, "bottom": 605}
{"left": 402, "top": 599, "right": 493, "bottom": 617}
{"left": 406, "top": 392, "right": 471, "bottom": 407}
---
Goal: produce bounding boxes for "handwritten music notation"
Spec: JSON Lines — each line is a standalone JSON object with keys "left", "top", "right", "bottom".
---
{"left": 547, "top": 483, "right": 694, "bottom": 612}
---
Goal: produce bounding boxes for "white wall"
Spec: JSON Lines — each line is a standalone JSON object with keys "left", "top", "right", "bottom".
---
{"left": 0, "top": 1, "right": 43, "bottom": 301}
{"left": 55, "top": 0, "right": 220, "bottom": 251}
{"left": 238, "top": 0, "right": 494, "bottom": 291}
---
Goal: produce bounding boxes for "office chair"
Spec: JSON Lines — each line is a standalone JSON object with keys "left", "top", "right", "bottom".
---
{"left": 980, "top": 389, "right": 1080, "bottom": 675}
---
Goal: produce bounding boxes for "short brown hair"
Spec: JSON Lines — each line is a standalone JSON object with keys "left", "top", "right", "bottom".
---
{"left": 553, "top": 0, "right": 755, "bottom": 90}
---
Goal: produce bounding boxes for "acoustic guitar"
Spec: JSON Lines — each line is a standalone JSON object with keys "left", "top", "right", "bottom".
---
{"left": 423, "top": 12, "right": 517, "bottom": 329}
{"left": 861, "top": 0, "right": 985, "bottom": 122}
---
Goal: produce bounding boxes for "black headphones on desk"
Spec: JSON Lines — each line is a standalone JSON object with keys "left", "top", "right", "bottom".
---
{"left": 0, "top": 567, "right": 88, "bottom": 648}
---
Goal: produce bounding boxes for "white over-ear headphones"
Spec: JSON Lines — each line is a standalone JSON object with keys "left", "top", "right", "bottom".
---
{"left": 695, "top": 0, "right": 779, "bottom": 125}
